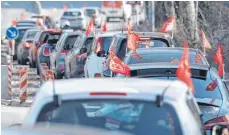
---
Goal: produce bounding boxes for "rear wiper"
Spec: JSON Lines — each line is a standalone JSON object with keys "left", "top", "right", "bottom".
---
{"left": 197, "top": 102, "right": 219, "bottom": 107}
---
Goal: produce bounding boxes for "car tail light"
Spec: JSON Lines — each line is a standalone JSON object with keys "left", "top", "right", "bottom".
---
{"left": 90, "top": 92, "right": 127, "bottom": 96}
{"left": 24, "top": 42, "right": 31, "bottom": 48}
{"left": 94, "top": 73, "right": 101, "bottom": 78}
{"left": 58, "top": 64, "right": 65, "bottom": 70}
{"left": 139, "top": 37, "right": 151, "bottom": 40}
{"left": 204, "top": 115, "right": 229, "bottom": 130}
{"left": 60, "top": 50, "right": 69, "bottom": 55}
{"left": 43, "top": 47, "right": 51, "bottom": 56}
{"left": 206, "top": 79, "right": 218, "bottom": 91}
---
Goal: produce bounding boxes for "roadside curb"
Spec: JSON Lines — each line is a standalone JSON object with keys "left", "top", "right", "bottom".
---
{"left": 1, "top": 98, "right": 33, "bottom": 107}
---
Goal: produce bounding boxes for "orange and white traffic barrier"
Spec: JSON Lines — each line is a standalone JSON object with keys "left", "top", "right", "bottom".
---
{"left": 7, "top": 55, "right": 12, "bottom": 98}
{"left": 19, "top": 68, "right": 28, "bottom": 102}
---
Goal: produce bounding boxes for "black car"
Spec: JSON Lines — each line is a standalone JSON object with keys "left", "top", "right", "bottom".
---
{"left": 116, "top": 62, "right": 229, "bottom": 133}
{"left": 101, "top": 32, "right": 174, "bottom": 77}
{"left": 64, "top": 33, "right": 94, "bottom": 78}
{"left": 17, "top": 29, "right": 40, "bottom": 65}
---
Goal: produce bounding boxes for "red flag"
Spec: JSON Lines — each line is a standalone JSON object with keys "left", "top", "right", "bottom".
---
{"left": 85, "top": 19, "right": 95, "bottom": 36}
{"left": 214, "top": 43, "right": 224, "bottom": 77}
{"left": 109, "top": 54, "right": 130, "bottom": 76}
{"left": 161, "top": 16, "right": 176, "bottom": 33}
{"left": 200, "top": 29, "right": 211, "bottom": 49}
{"left": 11, "top": 19, "right": 17, "bottom": 27}
{"left": 95, "top": 37, "right": 102, "bottom": 53}
{"left": 102, "top": 22, "right": 107, "bottom": 32}
{"left": 176, "top": 41, "right": 194, "bottom": 93}
{"left": 20, "top": 12, "right": 25, "bottom": 20}
{"left": 127, "top": 20, "right": 132, "bottom": 34}
{"left": 127, "top": 32, "right": 140, "bottom": 51}
{"left": 63, "top": 4, "right": 68, "bottom": 10}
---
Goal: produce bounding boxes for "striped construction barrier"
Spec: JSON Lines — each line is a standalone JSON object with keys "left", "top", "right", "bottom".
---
{"left": 39, "top": 63, "right": 54, "bottom": 84}
{"left": 19, "top": 68, "right": 28, "bottom": 102}
{"left": 7, "top": 56, "right": 13, "bottom": 98}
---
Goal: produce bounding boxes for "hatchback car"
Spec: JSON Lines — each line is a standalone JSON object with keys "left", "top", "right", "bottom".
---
{"left": 101, "top": 32, "right": 174, "bottom": 77}
{"left": 84, "top": 31, "right": 122, "bottom": 78}
{"left": 17, "top": 29, "right": 40, "bottom": 65}
{"left": 23, "top": 78, "right": 205, "bottom": 135}
{"left": 116, "top": 62, "right": 229, "bottom": 133}
{"left": 64, "top": 33, "right": 94, "bottom": 78}
{"left": 29, "top": 29, "right": 62, "bottom": 68}
{"left": 49, "top": 31, "right": 81, "bottom": 79}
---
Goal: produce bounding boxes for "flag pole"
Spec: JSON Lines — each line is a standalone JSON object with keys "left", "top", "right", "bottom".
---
{"left": 203, "top": 47, "right": 206, "bottom": 57}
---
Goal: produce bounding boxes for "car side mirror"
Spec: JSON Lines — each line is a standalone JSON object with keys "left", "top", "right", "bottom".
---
{"left": 103, "top": 69, "right": 111, "bottom": 77}
{"left": 97, "top": 50, "right": 106, "bottom": 57}
{"left": 35, "top": 41, "right": 40, "bottom": 47}
{"left": 211, "top": 125, "right": 229, "bottom": 135}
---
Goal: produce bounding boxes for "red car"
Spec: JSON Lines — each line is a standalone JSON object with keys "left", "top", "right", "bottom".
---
{"left": 29, "top": 29, "right": 62, "bottom": 68}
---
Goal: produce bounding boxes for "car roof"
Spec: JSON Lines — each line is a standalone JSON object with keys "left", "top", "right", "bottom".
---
{"left": 83, "top": 7, "right": 99, "bottom": 10}
{"left": 26, "top": 28, "right": 40, "bottom": 32}
{"left": 17, "top": 20, "right": 36, "bottom": 23}
{"left": 116, "top": 31, "right": 172, "bottom": 38}
{"left": 96, "top": 31, "right": 123, "bottom": 37}
{"left": 65, "top": 8, "right": 82, "bottom": 12}
{"left": 129, "top": 47, "right": 203, "bottom": 55}
{"left": 16, "top": 27, "right": 34, "bottom": 30}
{"left": 64, "top": 31, "right": 82, "bottom": 36}
{"left": 128, "top": 62, "right": 210, "bottom": 71}
{"left": 38, "top": 78, "right": 189, "bottom": 103}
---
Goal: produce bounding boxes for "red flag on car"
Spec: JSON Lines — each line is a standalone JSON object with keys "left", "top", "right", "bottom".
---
{"left": 161, "top": 16, "right": 176, "bottom": 33}
{"left": 127, "top": 32, "right": 140, "bottom": 51}
{"left": 109, "top": 54, "right": 130, "bottom": 76}
{"left": 63, "top": 4, "right": 68, "bottom": 10}
{"left": 127, "top": 20, "right": 132, "bottom": 34}
{"left": 95, "top": 37, "right": 102, "bottom": 53}
{"left": 200, "top": 29, "right": 212, "bottom": 49}
{"left": 176, "top": 41, "right": 194, "bottom": 93}
{"left": 85, "top": 19, "right": 95, "bottom": 36}
{"left": 102, "top": 22, "right": 107, "bottom": 32}
{"left": 214, "top": 43, "right": 224, "bottom": 77}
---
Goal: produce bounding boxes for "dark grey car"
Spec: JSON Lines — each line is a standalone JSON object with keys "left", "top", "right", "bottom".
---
{"left": 17, "top": 29, "right": 40, "bottom": 65}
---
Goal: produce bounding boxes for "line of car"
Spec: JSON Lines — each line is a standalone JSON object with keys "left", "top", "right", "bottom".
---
{"left": 6, "top": 10, "right": 228, "bottom": 135}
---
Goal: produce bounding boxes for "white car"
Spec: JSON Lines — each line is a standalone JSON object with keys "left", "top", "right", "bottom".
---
{"left": 60, "top": 8, "right": 90, "bottom": 30}
{"left": 83, "top": 7, "right": 105, "bottom": 28}
{"left": 22, "top": 78, "right": 205, "bottom": 135}
{"left": 84, "top": 31, "right": 122, "bottom": 78}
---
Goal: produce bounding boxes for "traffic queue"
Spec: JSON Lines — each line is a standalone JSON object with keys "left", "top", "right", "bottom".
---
{"left": 4, "top": 9, "right": 229, "bottom": 135}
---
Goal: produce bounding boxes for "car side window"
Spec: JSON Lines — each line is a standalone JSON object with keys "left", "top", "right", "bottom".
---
{"left": 117, "top": 39, "right": 127, "bottom": 60}
{"left": 83, "top": 37, "right": 94, "bottom": 53}
{"left": 56, "top": 34, "right": 65, "bottom": 51}
{"left": 108, "top": 36, "right": 117, "bottom": 54}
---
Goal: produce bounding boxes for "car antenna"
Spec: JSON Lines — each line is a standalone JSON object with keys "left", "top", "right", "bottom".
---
{"left": 52, "top": 78, "right": 61, "bottom": 107}
{"left": 156, "top": 84, "right": 171, "bottom": 107}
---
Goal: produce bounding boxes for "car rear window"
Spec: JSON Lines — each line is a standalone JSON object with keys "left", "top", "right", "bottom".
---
{"left": 96, "top": 37, "right": 112, "bottom": 53}
{"left": 129, "top": 51, "right": 204, "bottom": 65}
{"left": 64, "top": 35, "right": 79, "bottom": 50}
{"left": 140, "top": 77, "right": 222, "bottom": 100}
{"left": 26, "top": 31, "right": 38, "bottom": 39}
{"left": 137, "top": 38, "right": 169, "bottom": 48}
{"left": 63, "top": 11, "right": 81, "bottom": 17}
{"left": 85, "top": 9, "right": 96, "bottom": 17}
{"left": 37, "top": 99, "right": 182, "bottom": 135}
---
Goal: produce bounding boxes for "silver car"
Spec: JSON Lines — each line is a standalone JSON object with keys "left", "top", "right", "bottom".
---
{"left": 60, "top": 8, "right": 90, "bottom": 30}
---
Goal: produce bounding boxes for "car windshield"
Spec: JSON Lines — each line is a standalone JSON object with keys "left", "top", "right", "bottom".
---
{"left": 25, "top": 31, "right": 38, "bottom": 40}
{"left": 63, "top": 11, "right": 81, "bottom": 17}
{"left": 85, "top": 9, "right": 96, "bottom": 17}
{"left": 37, "top": 99, "right": 182, "bottom": 135}
{"left": 140, "top": 77, "right": 222, "bottom": 100}
{"left": 129, "top": 51, "right": 204, "bottom": 65}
